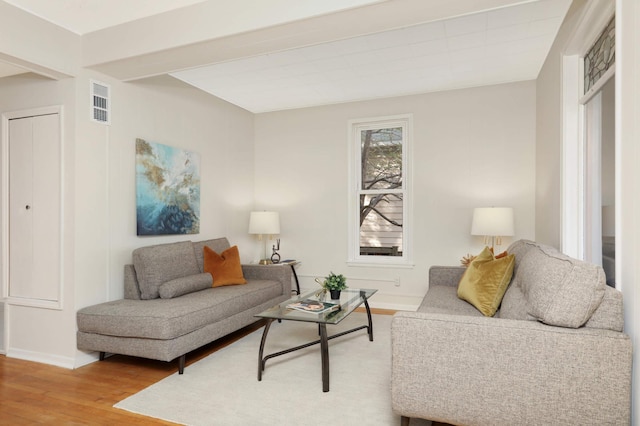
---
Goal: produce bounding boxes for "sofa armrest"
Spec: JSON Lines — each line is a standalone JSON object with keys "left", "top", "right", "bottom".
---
{"left": 428, "top": 265, "right": 465, "bottom": 287}
{"left": 391, "top": 311, "right": 631, "bottom": 425}
{"left": 124, "top": 264, "right": 141, "bottom": 300}
{"left": 242, "top": 264, "right": 292, "bottom": 296}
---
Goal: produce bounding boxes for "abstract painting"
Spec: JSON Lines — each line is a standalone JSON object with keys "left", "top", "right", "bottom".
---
{"left": 136, "top": 138, "right": 200, "bottom": 235}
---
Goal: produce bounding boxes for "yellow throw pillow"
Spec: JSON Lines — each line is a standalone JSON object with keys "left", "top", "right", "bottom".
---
{"left": 457, "top": 246, "right": 515, "bottom": 316}
{"left": 203, "top": 245, "right": 247, "bottom": 287}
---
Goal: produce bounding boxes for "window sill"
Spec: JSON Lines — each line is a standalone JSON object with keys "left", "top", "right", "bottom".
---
{"left": 347, "top": 259, "right": 414, "bottom": 269}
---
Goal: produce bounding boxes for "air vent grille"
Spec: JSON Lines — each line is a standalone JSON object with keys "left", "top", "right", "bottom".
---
{"left": 91, "top": 80, "right": 111, "bottom": 125}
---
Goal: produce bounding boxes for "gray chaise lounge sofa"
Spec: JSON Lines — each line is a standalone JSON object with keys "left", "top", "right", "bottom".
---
{"left": 77, "top": 237, "right": 291, "bottom": 373}
{"left": 391, "top": 239, "right": 632, "bottom": 425}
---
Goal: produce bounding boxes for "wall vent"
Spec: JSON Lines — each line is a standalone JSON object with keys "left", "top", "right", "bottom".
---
{"left": 90, "top": 80, "right": 111, "bottom": 125}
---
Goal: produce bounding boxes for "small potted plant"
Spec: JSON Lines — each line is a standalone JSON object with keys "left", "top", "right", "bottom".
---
{"left": 315, "top": 272, "right": 347, "bottom": 299}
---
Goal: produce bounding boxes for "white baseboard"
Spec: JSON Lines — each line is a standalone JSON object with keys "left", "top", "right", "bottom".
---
{"left": 74, "top": 350, "right": 100, "bottom": 368}
{"left": 369, "top": 301, "right": 420, "bottom": 311}
{"left": 7, "top": 348, "right": 101, "bottom": 370}
{"left": 7, "top": 347, "right": 75, "bottom": 370}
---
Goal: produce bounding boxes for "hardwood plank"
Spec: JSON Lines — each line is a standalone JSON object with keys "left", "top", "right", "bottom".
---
{"left": 355, "top": 306, "right": 397, "bottom": 315}
{"left": 0, "top": 311, "right": 451, "bottom": 425}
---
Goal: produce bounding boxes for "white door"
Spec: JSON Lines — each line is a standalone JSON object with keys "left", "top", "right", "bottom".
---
{"left": 8, "top": 113, "right": 61, "bottom": 303}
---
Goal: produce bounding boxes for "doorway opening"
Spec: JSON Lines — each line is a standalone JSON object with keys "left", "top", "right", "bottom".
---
{"left": 561, "top": 5, "right": 616, "bottom": 288}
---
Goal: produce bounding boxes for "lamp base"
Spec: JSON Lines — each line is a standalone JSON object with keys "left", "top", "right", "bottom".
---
{"left": 259, "top": 259, "right": 273, "bottom": 265}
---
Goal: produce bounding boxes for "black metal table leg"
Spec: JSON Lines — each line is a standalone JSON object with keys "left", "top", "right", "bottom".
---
{"left": 319, "top": 323, "right": 329, "bottom": 392}
{"left": 362, "top": 292, "right": 374, "bottom": 342}
{"left": 258, "top": 319, "right": 274, "bottom": 381}
{"left": 257, "top": 290, "right": 375, "bottom": 392}
{"left": 290, "top": 264, "right": 300, "bottom": 294}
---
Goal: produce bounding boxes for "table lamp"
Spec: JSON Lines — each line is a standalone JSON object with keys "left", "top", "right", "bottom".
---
{"left": 471, "top": 207, "right": 515, "bottom": 251}
{"left": 249, "top": 211, "right": 280, "bottom": 264}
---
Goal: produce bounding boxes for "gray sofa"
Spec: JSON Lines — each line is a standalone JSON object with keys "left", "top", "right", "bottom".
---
{"left": 77, "top": 237, "right": 291, "bottom": 374}
{"left": 391, "top": 239, "right": 632, "bottom": 425}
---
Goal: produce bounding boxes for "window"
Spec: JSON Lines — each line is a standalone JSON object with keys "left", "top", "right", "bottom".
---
{"left": 348, "top": 115, "right": 412, "bottom": 266}
{"left": 583, "top": 15, "right": 615, "bottom": 95}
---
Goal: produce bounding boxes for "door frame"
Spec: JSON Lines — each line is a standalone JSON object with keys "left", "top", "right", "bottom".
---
{"left": 560, "top": 1, "right": 616, "bottom": 279}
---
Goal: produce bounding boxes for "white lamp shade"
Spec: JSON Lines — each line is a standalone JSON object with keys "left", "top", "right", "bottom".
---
{"left": 248, "top": 211, "right": 280, "bottom": 235}
{"left": 471, "top": 207, "right": 515, "bottom": 237}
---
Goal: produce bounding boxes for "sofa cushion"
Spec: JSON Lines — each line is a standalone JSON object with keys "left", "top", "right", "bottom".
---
{"left": 77, "top": 279, "right": 283, "bottom": 340}
{"left": 457, "top": 246, "right": 515, "bottom": 317}
{"left": 500, "top": 239, "right": 538, "bottom": 320}
{"left": 504, "top": 239, "right": 535, "bottom": 278}
{"left": 133, "top": 241, "right": 200, "bottom": 300}
{"left": 457, "top": 274, "right": 622, "bottom": 330}
{"left": 497, "top": 285, "right": 534, "bottom": 321}
{"left": 584, "top": 285, "right": 624, "bottom": 332}
{"left": 508, "top": 240, "right": 606, "bottom": 328}
{"left": 193, "top": 238, "right": 231, "bottom": 273}
{"left": 159, "top": 273, "right": 213, "bottom": 299}
{"left": 204, "top": 245, "right": 247, "bottom": 287}
{"left": 418, "top": 285, "right": 485, "bottom": 317}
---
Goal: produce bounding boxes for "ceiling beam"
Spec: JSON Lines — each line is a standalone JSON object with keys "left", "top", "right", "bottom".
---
{"left": 0, "top": 1, "right": 79, "bottom": 79}
{"left": 84, "top": 0, "right": 534, "bottom": 81}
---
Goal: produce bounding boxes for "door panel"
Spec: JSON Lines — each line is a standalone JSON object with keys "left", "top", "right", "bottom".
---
{"left": 8, "top": 114, "right": 61, "bottom": 302}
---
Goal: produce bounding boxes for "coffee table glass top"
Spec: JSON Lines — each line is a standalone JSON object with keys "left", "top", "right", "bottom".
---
{"left": 256, "top": 288, "right": 377, "bottom": 325}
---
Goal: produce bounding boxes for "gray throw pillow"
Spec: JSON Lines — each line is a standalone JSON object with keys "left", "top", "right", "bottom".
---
{"left": 159, "top": 273, "right": 213, "bottom": 299}
{"left": 133, "top": 241, "right": 200, "bottom": 299}
{"left": 518, "top": 241, "right": 606, "bottom": 328}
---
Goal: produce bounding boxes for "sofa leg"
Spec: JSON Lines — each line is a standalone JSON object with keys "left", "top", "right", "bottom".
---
{"left": 99, "top": 352, "right": 106, "bottom": 361}
{"left": 178, "top": 354, "right": 186, "bottom": 374}
{"left": 400, "top": 416, "right": 410, "bottom": 426}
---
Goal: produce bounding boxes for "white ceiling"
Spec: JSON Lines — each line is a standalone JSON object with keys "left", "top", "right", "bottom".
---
{"left": 2, "top": 0, "right": 572, "bottom": 113}
{"left": 2, "top": 0, "right": 208, "bottom": 34}
{"left": 173, "top": 0, "right": 571, "bottom": 112}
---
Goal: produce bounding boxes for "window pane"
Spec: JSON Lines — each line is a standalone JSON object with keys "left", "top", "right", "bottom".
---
{"left": 359, "top": 193, "right": 403, "bottom": 256}
{"left": 583, "top": 15, "right": 615, "bottom": 94}
{"left": 361, "top": 127, "right": 402, "bottom": 190}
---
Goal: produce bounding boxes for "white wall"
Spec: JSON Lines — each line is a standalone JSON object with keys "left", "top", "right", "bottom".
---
{"left": 534, "top": 0, "right": 578, "bottom": 248}
{"left": 254, "top": 81, "right": 536, "bottom": 309}
{"left": 618, "top": 0, "right": 640, "bottom": 421}
{"left": 74, "top": 72, "right": 256, "bottom": 310}
{"left": 0, "top": 70, "right": 256, "bottom": 367}
{"left": 0, "top": 74, "right": 78, "bottom": 367}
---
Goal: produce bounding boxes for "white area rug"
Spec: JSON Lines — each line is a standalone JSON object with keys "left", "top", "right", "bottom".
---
{"left": 115, "top": 313, "right": 430, "bottom": 425}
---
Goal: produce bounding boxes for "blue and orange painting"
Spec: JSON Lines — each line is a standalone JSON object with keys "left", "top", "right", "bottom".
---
{"left": 136, "top": 138, "right": 200, "bottom": 235}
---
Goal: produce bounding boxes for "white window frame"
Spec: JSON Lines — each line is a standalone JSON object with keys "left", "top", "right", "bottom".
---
{"left": 347, "top": 114, "right": 413, "bottom": 267}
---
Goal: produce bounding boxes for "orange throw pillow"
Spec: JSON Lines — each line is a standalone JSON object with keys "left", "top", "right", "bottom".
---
{"left": 203, "top": 245, "right": 247, "bottom": 287}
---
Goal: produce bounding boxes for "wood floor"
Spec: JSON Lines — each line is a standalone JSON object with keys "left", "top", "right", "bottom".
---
{"left": 0, "top": 320, "right": 266, "bottom": 425}
{"left": 0, "top": 309, "right": 449, "bottom": 425}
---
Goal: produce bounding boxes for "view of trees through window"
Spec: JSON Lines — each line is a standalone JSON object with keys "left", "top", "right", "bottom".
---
{"left": 359, "top": 127, "right": 403, "bottom": 256}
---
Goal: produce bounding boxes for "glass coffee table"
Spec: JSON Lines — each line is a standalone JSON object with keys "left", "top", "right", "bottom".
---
{"left": 255, "top": 288, "right": 377, "bottom": 392}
